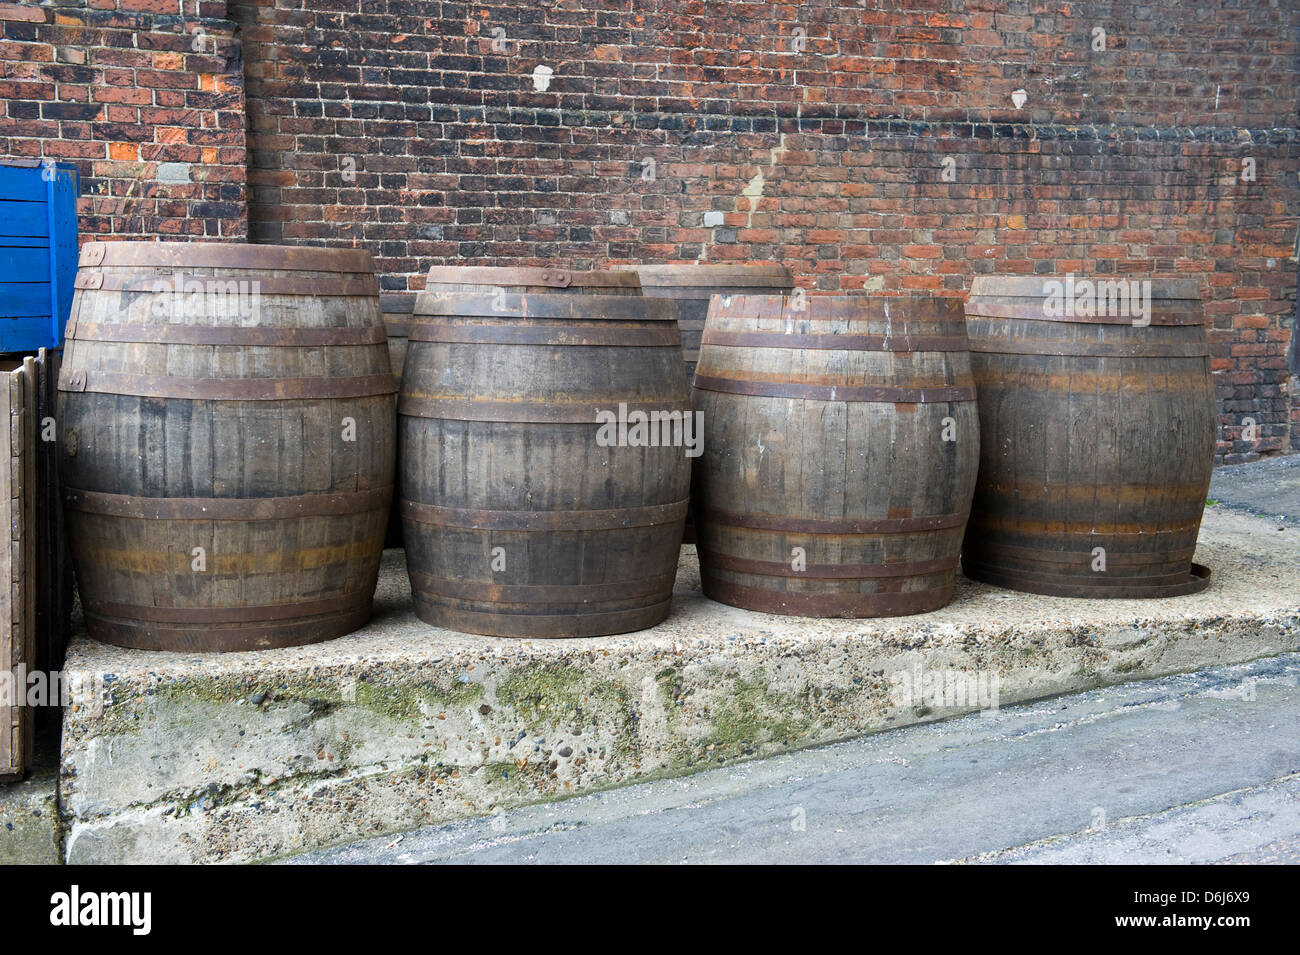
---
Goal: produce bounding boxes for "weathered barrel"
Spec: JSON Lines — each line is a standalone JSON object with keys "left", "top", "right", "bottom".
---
{"left": 630, "top": 263, "right": 795, "bottom": 545}
{"left": 692, "top": 294, "right": 980, "bottom": 617}
{"left": 57, "top": 242, "right": 396, "bottom": 651}
{"left": 630, "top": 263, "right": 795, "bottom": 382}
{"left": 400, "top": 266, "right": 691, "bottom": 637}
{"left": 961, "top": 275, "right": 1214, "bottom": 597}
{"left": 380, "top": 291, "right": 417, "bottom": 548}
{"left": 381, "top": 292, "right": 417, "bottom": 389}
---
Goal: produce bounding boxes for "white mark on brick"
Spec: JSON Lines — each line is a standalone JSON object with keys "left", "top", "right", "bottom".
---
{"left": 156, "top": 162, "right": 191, "bottom": 184}
{"left": 705, "top": 115, "right": 792, "bottom": 261}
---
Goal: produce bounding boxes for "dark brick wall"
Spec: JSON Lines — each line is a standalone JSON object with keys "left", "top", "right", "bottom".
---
{"left": 0, "top": 0, "right": 246, "bottom": 239}
{"left": 231, "top": 0, "right": 1300, "bottom": 462}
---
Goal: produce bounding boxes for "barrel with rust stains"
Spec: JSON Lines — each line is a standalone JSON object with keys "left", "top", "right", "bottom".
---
{"left": 57, "top": 242, "right": 396, "bottom": 651}
{"left": 400, "top": 266, "right": 691, "bottom": 637}
{"left": 692, "top": 294, "right": 979, "bottom": 617}
{"left": 629, "top": 263, "right": 795, "bottom": 382}
{"left": 961, "top": 275, "right": 1214, "bottom": 597}
{"left": 380, "top": 291, "right": 417, "bottom": 548}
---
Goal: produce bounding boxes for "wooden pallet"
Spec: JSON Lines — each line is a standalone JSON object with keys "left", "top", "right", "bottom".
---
{"left": 34, "top": 348, "right": 71, "bottom": 674}
{"left": 1, "top": 356, "right": 38, "bottom": 780}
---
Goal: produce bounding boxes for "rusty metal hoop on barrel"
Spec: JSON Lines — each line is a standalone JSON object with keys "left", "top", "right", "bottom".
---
{"left": 57, "top": 241, "right": 395, "bottom": 652}
{"left": 691, "top": 293, "right": 980, "bottom": 618}
{"left": 960, "top": 275, "right": 1214, "bottom": 598}
{"left": 399, "top": 265, "right": 690, "bottom": 638}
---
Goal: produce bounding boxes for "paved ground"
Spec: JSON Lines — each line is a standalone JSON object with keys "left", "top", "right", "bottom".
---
{"left": 0, "top": 720, "right": 62, "bottom": 864}
{"left": 286, "top": 652, "right": 1300, "bottom": 864}
{"left": 1210, "top": 453, "right": 1300, "bottom": 524}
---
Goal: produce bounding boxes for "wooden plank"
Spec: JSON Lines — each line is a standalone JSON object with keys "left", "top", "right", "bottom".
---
{"left": 0, "top": 165, "right": 55, "bottom": 198}
{"left": 0, "top": 199, "right": 50, "bottom": 239}
{"left": 0, "top": 364, "right": 12, "bottom": 778}
{"left": 0, "top": 247, "right": 52, "bottom": 281}
{"left": 19, "top": 358, "right": 35, "bottom": 767}
{"left": 0, "top": 363, "right": 26, "bottom": 778}
{"left": 35, "top": 350, "right": 70, "bottom": 673}
{"left": 0, "top": 283, "right": 55, "bottom": 318}
{"left": 0, "top": 166, "right": 51, "bottom": 199}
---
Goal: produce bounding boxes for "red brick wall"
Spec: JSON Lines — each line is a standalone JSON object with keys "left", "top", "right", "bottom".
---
{"left": 231, "top": 0, "right": 1299, "bottom": 463}
{"left": 0, "top": 0, "right": 246, "bottom": 239}
{"left": 4, "top": 1, "right": 1297, "bottom": 461}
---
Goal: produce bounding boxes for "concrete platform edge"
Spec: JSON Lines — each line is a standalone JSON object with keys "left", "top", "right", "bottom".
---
{"left": 59, "top": 611, "right": 1299, "bottom": 862}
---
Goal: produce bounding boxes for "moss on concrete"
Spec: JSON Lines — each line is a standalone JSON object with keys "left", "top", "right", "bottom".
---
{"left": 144, "top": 671, "right": 491, "bottom": 729}
{"left": 699, "top": 670, "right": 812, "bottom": 759}
{"left": 655, "top": 665, "right": 684, "bottom": 715}
{"left": 498, "top": 664, "right": 631, "bottom": 730}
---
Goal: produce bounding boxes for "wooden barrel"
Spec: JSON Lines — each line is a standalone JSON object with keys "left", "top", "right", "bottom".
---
{"left": 692, "top": 294, "right": 980, "bottom": 617}
{"left": 380, "top": 292, "right": 417, "bottom": 548}
{"left": 381, "top": 292, "right": 417, "bottom": 389}
{"left": 630, "top": 263, "right": 795, "bottom": 545}
{"left": 630, "top": 264, "right": 795, "bottom": 382}
{"left": 400, "top": 266, "right": 691, "bottom": 637}
{"left": 57, "top": 242, "right": 396, "bottom": 651}
{"left": 961, "top": 275, "right": 1214, "bottom": 597}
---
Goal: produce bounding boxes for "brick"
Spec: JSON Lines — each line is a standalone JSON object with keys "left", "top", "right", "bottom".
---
{"left": 93, "top": 87, "right": 154, "bottom": 106}
{"left": 117, "top": 0, "right": 185, "bottom": 13}
{"left": 0, "top": 4, "right": 45, "bottom": 23}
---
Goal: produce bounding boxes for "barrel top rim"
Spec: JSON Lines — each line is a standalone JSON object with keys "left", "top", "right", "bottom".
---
{"left": 970, "top": 275, "right": 1204, "bottom": 300}
{"left": 425, "top": 266, "right": 640, "bottom": 289}
{"left": 630, "top": 263, "right": 795, "bottom": 285}
{"left": 712, "top": 292, "right": 964, "bottom": 311}
{"left": 79, "top": 241, "right": 375, "bottom": 273}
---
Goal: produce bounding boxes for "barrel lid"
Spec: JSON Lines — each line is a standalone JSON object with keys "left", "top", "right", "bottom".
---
{"left": 631, "top": 263, "right": 794, "bottom": 287}
{"left": 78, "top": 241, "right": 375, "bottom": 274}
{"left": 424, "top": 266, "right": 640, "bottom": 290}
{"left": 969, "top": 275, "right": 1203, "bottom": 301}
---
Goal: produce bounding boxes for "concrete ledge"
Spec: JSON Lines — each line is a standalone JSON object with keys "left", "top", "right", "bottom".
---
{"left": 60, "top": 507, "right": 1300, "bottom": 863}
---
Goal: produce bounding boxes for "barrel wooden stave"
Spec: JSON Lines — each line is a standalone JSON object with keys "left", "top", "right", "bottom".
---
{"left": 58, "top": 242, "right": 395, "bottom": 651}
{"left": 380, "top": 291, "right": 417, "bottom": 548}
{"left": 961, "top": 276, "right": 1214, "bottom": 597}
{"left": 400, "top": 266, "right": 689, "bottom": 638}
{"left": 381, "top": 291, "right": 417, "bottom": 389}
{"left": 692, "top": 294, "right": 979, "bottom": 617}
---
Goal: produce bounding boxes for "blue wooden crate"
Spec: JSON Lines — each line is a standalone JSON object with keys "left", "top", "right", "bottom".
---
{"left": 0, "top": 159, "right": 80, "bottom": 352}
